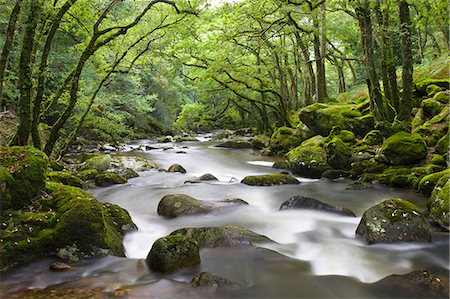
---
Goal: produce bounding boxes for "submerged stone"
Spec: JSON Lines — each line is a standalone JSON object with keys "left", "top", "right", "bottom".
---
{"left": 279, "top": 195, "right": 356, "bottom": 217}
{"left": 241, "top": 173, "right": 300, "bottom": 186}
{"left": 146, "top": 235, "right": 200, "bottom": 273}
{"left": 356, "top": 199, "right": 431, "bottom": 244}
{"left": 191, "top": 272, "right": 237, "bottom": 288}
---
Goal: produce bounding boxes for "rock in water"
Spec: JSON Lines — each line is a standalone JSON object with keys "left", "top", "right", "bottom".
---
{"left": 241, "top": 173, "right": 300, "bottom": 186}
{"left": 157, "top": 194, "right": 213, "bottom": 218}
{"left": 167, "top": 163, "right": 187, "bottom": 173}
{"left": 170, "top": 225, "right": 272, "bottom": 247}
{"left": 356, "top": 198, "right": 431, "bottom": 244}
{"left": 428, "top": 178, "right": 449, "bottom": 230}
{"left": 146, "top": 235, "right": 200, "bottom": 273}
{"left": 379, "top": 132, "right": 427, "bottom": 165}
{"left": 50, "top": 262, "right": 72, "bottom": 271}
{"left": 199, "top": 173, "right": 218, "bottom": 181}
{"left": 191, "top": 272, "right": 236, "bottom": 288}
{"left": 279, "top": 195, "right": 356, "bottom": 217}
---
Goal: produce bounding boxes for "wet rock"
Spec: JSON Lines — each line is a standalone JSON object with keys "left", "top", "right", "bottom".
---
{"left": 184, "top": 178, "right": 201, "bottom": 184}
{"left": 219, "top": 198, "right": 249, "bottom": 205}
{"left": 110, "top": 155, "right": 158, "bottom": 172}
{"left": 372, "top": 270, "right": 449, "bottom": 298}
{"left": 176, "top": 151, "right": 187, "bottom": 154}
{"left": 170, "top": 225, "right": 272, "bottom": 247}
{"left": 120, "top": 168, "right": 139, "bottom": 180}
{"left": 435, "top": 133, "right": 448, "bottom": 155}
{"left": 321, "top": 169, "right": 350, "bottom": 179}
{"left": 323, "top": 136, "right": 351, "bottom": 170}
{"left": 145, "top": 145, "right": 158, "bottom": 150}
{"left": 346, "top": 180, "right": 373, "bottom": 190}
{"left": 215, "top": 140, "right": 253, "bottom": 149}
{"left": 375, "top": 164, "right": 444, "bottom": 189}
{"left": 211, "top": 130, "right": 234, "bottom": 140}
{"left": 379, "top": 131, "right": 427, "bottom": 165}
{"left": 428, "top": 177, "right": 449, "bottom": 230}
{"left": 356, "top": 198, "right": 431, "bottom": 244}
{"left": 77, "top": 169, "right": 98, "bottom": 181}
{"left": 418, "top": 169, "right": 449, "bottom": 195}
{"left": 241, "top": 174, "right": 300, "bottom": 186}
{"left": 157, "top": 194, "right": 213, "bottom": 218}
{"left": 48, "top": 171, "right": 84, "bottom": 188}
{"left": 279, "top": 195, "right": 356, "bottom": 217}
{"left": 50, "top": 262, "right": 72, "bottom": 271}
{"left": 0, "top": 146, "right": 48, "bottom": 209}
{"left": 191, "top": 272, "right": 237, "bottom": 288}
{"left": 167, "top": 163, "right": 187, "bottom": 173}
{"left": 199, "top": 173, "right": 218, "bottom": 181}
{"left": 251, "top": 134, "right": 270, "bottom": 150}
{"left": 269, "top": 127, "right": 302, "bottom": 154}
{"left": 158, "top": 136, "right": 173, "bottom": 143}
{"left": 81, "top": 154, "right": 111, "bottom": 173}
{"left": 95, "top": 172, "right": 127, "bottom": 187}
{"left": 146, "top": 235, "right": 200, "bottom": 273}
{"left": 430, "top": 154, "right": 446, "bottom": 166}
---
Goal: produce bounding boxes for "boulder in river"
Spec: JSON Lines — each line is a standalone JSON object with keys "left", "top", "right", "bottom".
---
{"left": 427, "top": 177, "right": 449, "bottom": 230}
{"left": 94, "top": 172, "right": 127, "bottom": 186}
{"left": 241, "top": 173, "right": 300, "bottom": 186}
{"left": 356, "top": 198, "right": 431, "bottom": 244}
{"left": 146, "top": 235, "right": 200, "bottom": 273}
{"left": 191, "top": 272, "right": 237, "bottom": 288}
{"left": 199, "top": 173, "right": 218, "bottom": 181}
{"left": 279, "top": 195, "right": 356, "bottom": 217}
{"left": 157, "top": 194, "right": 213, "bottom": 218}
{"left": 379, "top": 131, "right": 427, "bottom": 165}
{"left": 81, "top": 154, "right": 111, "bottom": 173}
{"left": 170, "top": 225, "right": 272, "bottom": 247}
{"left": 286, "top": 140, "right": 332, "bottom": 178}
{"left": 48, "top": 171, "right": 84, "bottom": 188}
{"left": 167, "top": 163, "right": 187, "bottom": 173}
{"left": 110, "top": 155, "right": 158, "bottom": 172}
{"left": 215, "top": 140, "right": 253, "bottom": 149}
{"left": 269, "top": 127, "right": 302, "bottom": 154}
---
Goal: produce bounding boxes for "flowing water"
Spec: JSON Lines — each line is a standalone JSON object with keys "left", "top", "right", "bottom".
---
{"left": 1, "top": 137, "right": 448, "bottom": 298}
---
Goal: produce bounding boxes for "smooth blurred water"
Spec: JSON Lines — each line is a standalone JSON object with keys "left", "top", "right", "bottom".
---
{"left": 1, "top": 138, "right": 448, "bottom": 298}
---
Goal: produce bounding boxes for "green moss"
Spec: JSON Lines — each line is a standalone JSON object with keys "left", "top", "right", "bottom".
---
{"left": 323, "top": 136, "right": 351, "bottom": 170}
{"left": 415, "top": 78, "right": 450, "bottom": 94}
{"left": 414, "top": 107, "right": 448, "bottom": 146}
{"left": 351, "top": 159, "right": 387, "bottom": 178}
{"left": 433, "top": 91, "right": 449, "bottom": 104}
{"left": 0, "top": 146, "right": 49, "bottom": 209}
{"left": 362, "top": 130, "right": 383, "bottom": 145}
{"left": 338, "top": 130, "right": 356, "bottom": 142}
{"left": 376, "top": 165, "right": 445, "bottom": 189}
{"left": 269, "top": 127, "right": 301, "bottom": 153}
{"left": 412, "top": 108, "right": 426, "bottom": 128}
{"left": 94, "top": 172, "right": 127, "bottom": 187}
{"left": 430, "top": 154, "right": 446, "bottom": 166}
{"left": 286, "top": 144, "right": 331, "bottom": 178}
{"left": 45, "top": 181, "right": 61, "bottom": 194}
{"left": 382, "top": 199, "right": 421, "bottom": 222}
{"left": 428, "top": 181, "right": 449, "bottom": 230}
{"left": 418, "top": 169, "right": 450, "bottom": 195}
{"left": 241, "top": 174, "right": 300, "bottom": 186}
{"left": 426, "top": 84, "right": 443, "bottom": 97}
{"left": 82, "top": 154, "right": 111, "bottom": 173}
{"left": 435, "top": 133, "right": 449, "bottom": 155}
{"left": 48, "top": 171, "right": 84, "bottom": 188}
{"left": 251, "top": 134, "right": 270, "bottom": 150}
{"left": 78, "top": 169, "right": 98, "bottom": 181}
{"left": 48, "top": 160, "right": 65, "bottom": 171}
{"left": 380, "top": 132, "right": 427, "bottom": 165}
{"left": 0, "top": 167, "right": 14, "bottom": 209}
{"left": 216, "top": 140, "right": 253, "bottom": 149}
{"left": 421, "top": 99, "right": 444, "bottom": 116}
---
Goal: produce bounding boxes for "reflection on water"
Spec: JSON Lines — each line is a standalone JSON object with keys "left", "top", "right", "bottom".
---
{"left": 1, "top": 138, "right": 448, "bottom": 298}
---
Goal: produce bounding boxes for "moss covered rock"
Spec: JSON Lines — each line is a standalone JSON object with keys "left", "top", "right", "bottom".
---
{"left": 0, "top": 167, "right": 14, "bottom": 209}
{"left": 78, "top": 169, "right": 98, "bottom": 181}
{"left": 356, "top": 199, "right": 431, "bottom": 244}
{"left": 48, "top": 171, "right": 84, "bottom": 188}
{"left": 146, "top": 235, "right": 200, "bottom": 273}
{"left": 414, "top": 107, "right": 449, "bottom": 146}
{"left": 82, "top": 154, "right": 111, "bottom": 173}
{"left": 350, "top": 159, "right": 387, "bottom": 179}
{"left": 430, "top": 154, "right": 446, "bottom": 166}
{"left": 279, "top": 195, "right": 355, "bottom": 216}
{"left": 167, "top": 163, "right": 187, "bottom": 173}
{"left": 52, "top": 185, "right": 135, "bottom": 257}
{"left": 110, "top": 155, "right": 158, "bottom": 172}
{"left": 199, "top": 173, "right": 218, "bottom": 181}
{"left": 251, "top": 134, "right": 270, "bottom": 150}
{"left": 191, "top": 272, "right": 236, "bottom": 288}
{"left": 216, "top": 140, "right": 253, "bottom": 149}
{"left": 433, "top": 90, "right": 449, "bottom": 104}
{"left": 170, "top": 225, "right": 272, "bottom": 247}
{"left": 362, "top": 130, "right": 383, "bottom": 145}
{"left": 157, "top": 194, "right": 213, "bottom": 218}
{"left": 323, "top": 136, "right": 351, "bottom": 170}
{"left": 414, "top": 78, "right": 450, "bottom": 96}
{"left": 435, "top": 133, "right": 449, "bottom": 155}
{"left": 412, "top": 108, "right": 426, "bottom": 128}
{"left": 379, "top": 132, "right": 427, "bottom": 165}
{"left": 375, "top": 165, "right": 445, "bottom": 189}
{"left": 428, "top": 178, "right": 449, "bottom": 230}
{"left": 0, "top": 146, "right": 48, "bottom": 209}
{"left": 269, "top": 127, "right": 302, "bottom": 153}
{"left": 95, "top": 172, "right": 127, "bottom": 187}
{"left": 286, "top": 144, "right": 331, "bottom": 178}
{"left": 426, "top": 84, "right": 443, "bottom": 97}
{"left": 421, "top": 98, "right": 444, "bottom": 116}
{"left": 418, "top": 169, "right": 449, "bottom": 195}
{"left": 241, "top": 173, "right": 300, "bottom": 186}
{"left": 49, "top": 160, "right": 65, "bottom": 171}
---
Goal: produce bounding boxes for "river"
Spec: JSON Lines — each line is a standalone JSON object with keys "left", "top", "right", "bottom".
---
{"left": 1, "top": 137, "right": 448, "bottom": 298}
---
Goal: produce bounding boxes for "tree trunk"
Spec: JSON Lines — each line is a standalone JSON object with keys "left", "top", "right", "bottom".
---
{"left": 0, "top": 0, "right": 24, "bottom": 109}
{"left": 398, "top": 0, "right": 413, "bottom": 122}
{"left": 313, "top": 13, "right": 326, "bottom": 102}
{"left": 31, "top": 0, "right": 78, "bottom": 149}
{"left": 9, "top": 0, "right": 41, "bottom": 146}
{"left": 293, "top": 31, "right": 315, "bottom": 105}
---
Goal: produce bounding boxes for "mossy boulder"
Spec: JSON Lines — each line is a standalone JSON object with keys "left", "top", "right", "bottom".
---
{"left": 356, "top": 199, "right": 431, "bottom": 244}
{"left": 110, "top": 155, "right": 158, "bottom": 172}
{"left": 414, "top": 78, "right": 450, "bottom": 96}
{"left": 362, "top": 130, "right": 383, "bottom": 145}
{"left": 418, "top": 169, "right": 449, "bottom": 195}
{"left": 412, "top": 108, "right": 426, "bottom": 128}
{"left": 426, "top": 84, "right": 443, "bottom": 97}
{"left": 170, "top": 225, "right": 272, "bottom": 247}
{"left": 199, "top": 173, "right": 218, "bottom": 181}
{"left": 428, "top": 179, "right": 449, "bottom": 230}
{"left": 379, "top": 132, "right": 427, "bottom": 165}
{"left": 351, "top": 159, "right": 387, "bottom": 179}
{"left": 0, "top": 146, "right": 48, "bottom": 209}
{"left": 78, "top": 169, "right": 98, "bottom": 181}
{"left": 338, "top": 130, "right": 356, "bottom": 143}
{"left": 157, "top": 194, "right": 213, "bottom": 218}
{"left": 269, "top": 127, "right": 302, "bottom": 153}
{"left": 95, "top": 172, "right": 127, "bottom": 187}
{"left": 414, "top": 107, "right": 449, "bottom": 146}
{"left": 241, "top": 173, "right": 300, "bottom": 186}
{"left": 323, "top": 136, "right": 351, "bottom": 170}
{"left": 0, "top": 167, "right": 14, "bottom": 209}
{"left": 49, "top": 160, "right": 65, "bottom": 171}
{"left": 146, "top": 235, "right": 200, "bottom": 273}
{"left": 52, "top": 185, "right": 135, "bottom": 258}
{"left": 430, "top": 154, "right": 446, "bottom": 166}
{"left": 435, "top": 133, "right": 449, "bottom": 155}
{"left": 286, "top": 144, "right": 331, "bottom": 178}
{"left": 167, "top": 163, "right": 187, "bottom": 173}
{"left": 191, "top": 272, "right": 237, "bottom": 288}
{"left": 279, "top": 195, "right": 355, "bottom": 216}
{"left": 421, "top": 98, "right": 444, "bottom": 116}
{"left": 158, "top": 135, "right": 173, "bottom": 143}
{"left": 215, "top": 140, "right": 253, "bottom": 149}
{"left": 251, "top": 134, "right": 270, "bottom": 150}
{"left": 82, "top": 154, "right": 111, "bottom": 173}
{"left": 433, "top": 91, "right": 449, "bottom": 104}
{"left": 48, "top": 171, "right": 84, "bottom": 188}
{"left": 375, "top": 165, "right": 445, "bottom": 189}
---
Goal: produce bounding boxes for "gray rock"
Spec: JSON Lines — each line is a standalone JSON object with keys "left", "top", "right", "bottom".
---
{"left": 167, "top": 164, "right": 187, "bottom": 173}
{"left": 199, "top": 173, "right": 218, "bottom": 181}
{"left": 191, "top": 272, "right": 237, "bottom": 288}
{"left": 157, "top": 194, "right": 213, "bottom": 218}
{"left": 280, "top": 196, "right": 356, "bottom": 217}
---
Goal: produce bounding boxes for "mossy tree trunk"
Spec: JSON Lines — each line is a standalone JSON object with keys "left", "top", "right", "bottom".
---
{"left": 0, "top": 0, "right": 24, "bottom": 110}
{"left": 312, "top": 12, "right": 327, "bottom": 103}
{"left": 398, "top": 0, "right": 413, "bottom": 123}
{"left": 9, "top": 0, "right": 41, "bottom": 146}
